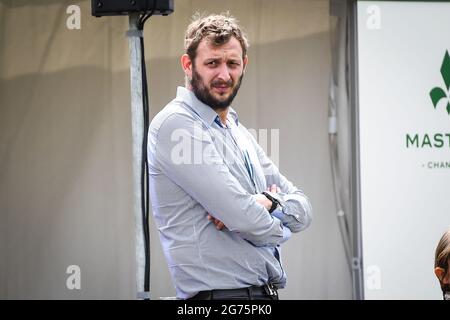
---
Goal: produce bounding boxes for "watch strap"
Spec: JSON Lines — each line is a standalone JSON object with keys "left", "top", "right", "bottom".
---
{"left": 262, "top": 191, "right": 280, "bottom": 213}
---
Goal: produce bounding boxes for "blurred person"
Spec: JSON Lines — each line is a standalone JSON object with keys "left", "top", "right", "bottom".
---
{"left": 434, "top": 228, "right": 450, "bottom": 300}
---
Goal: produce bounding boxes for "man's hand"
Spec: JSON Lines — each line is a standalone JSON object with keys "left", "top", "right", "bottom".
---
{"left": 207, "top": 185, "right": 281, "bottom": 230}
{"left": 207, "top": 213, "right": 226, "bottom": 230}
{"left": 255, "top": 184, "right": 281, "bottom": 211}
{"left": 254, "top": 194, "right": 273, "bottom": 211}
{"left": 267, "top": 184, "right": 281, "bottom": 194}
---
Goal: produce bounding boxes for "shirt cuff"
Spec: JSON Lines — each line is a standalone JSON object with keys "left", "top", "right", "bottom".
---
{"left": 281, "top": 222, "right": 291, "bottom": 244}
{"left": 272, "top": 207, "right": 298, "bottom": 224}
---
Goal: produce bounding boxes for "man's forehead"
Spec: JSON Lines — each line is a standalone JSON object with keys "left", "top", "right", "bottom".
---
{"left": 197, "top": 37, "right": 243, "bottom": 58}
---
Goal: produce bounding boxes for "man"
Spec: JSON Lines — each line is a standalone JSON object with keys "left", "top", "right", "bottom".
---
{"left": 434, "top": 229, "right": 450, "bottom": 300}
{"left": 147, "top": 13, "right": 312, "bottom": 300}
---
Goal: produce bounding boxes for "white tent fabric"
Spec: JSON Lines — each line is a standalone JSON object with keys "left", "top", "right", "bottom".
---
{"left": 0, "top": 0, "right": 351, "bottom": 299}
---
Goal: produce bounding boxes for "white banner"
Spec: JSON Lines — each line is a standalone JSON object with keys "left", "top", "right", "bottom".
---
{"left": 357, "top": 0, "right": 450, "bottom": 299}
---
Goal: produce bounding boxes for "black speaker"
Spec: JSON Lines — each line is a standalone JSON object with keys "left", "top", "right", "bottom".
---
{"left": 92, "top": 0, "right": 174, "bottom": 17}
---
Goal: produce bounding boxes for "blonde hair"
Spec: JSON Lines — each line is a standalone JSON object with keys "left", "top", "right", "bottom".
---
{"left": 184, "top": 13, "right": 249, "bottom": 62}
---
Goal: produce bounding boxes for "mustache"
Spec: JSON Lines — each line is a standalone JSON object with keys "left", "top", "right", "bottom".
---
{"left": 211, "top": 79, "right": 233, "bottom": 87}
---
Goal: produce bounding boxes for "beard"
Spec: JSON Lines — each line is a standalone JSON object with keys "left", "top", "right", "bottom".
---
{"left": 190, "top": 67, "right": 244, "bottom": 110}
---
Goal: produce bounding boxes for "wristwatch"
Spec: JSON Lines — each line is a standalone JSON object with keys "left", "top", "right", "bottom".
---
{"left": 261, "top": 191, "right": 281, "bottom": 213}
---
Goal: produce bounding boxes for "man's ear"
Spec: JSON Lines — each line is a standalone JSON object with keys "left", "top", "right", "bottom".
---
{"left": 435, "top": 267, "right": 445, "bottom": 282}
{"left": 181, "top": 54, "right": 193, "bottom": 78}
{"left": 243, "top": 55, "right": 249, "bottom": 73}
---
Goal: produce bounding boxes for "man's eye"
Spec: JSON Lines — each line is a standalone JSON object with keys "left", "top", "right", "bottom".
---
{"left": 207, "top": 61, "right": 217, "bottom": 66}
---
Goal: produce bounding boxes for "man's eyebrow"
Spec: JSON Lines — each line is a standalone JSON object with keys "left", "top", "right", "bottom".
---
{"left": 204, "top": 56, "right": 241, "bottom": 62}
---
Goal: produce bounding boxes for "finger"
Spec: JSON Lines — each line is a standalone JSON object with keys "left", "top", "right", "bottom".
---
{"left": 216, "top": 221, "right": 225, "bottom": 230}
{"left": 207, "top": 214, "right": 212, "bottom": 220}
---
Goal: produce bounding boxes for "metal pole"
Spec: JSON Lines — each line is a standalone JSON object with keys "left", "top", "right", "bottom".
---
{"left": 348, "top": 0, "right": 364, "bottom": 300}
{"left": 126, "top": 13, "right": 148, "bottom": 300}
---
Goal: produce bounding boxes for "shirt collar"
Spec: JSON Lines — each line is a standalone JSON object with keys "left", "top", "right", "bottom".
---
{"left": 175, "top": 86, "right": 239, "bottom": 127}
{"left": 228, "top": 107, "right": 239, "bottom": 126}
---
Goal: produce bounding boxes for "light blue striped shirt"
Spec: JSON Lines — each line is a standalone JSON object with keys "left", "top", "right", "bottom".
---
{"left": 147, "top": 87, "right": 312, "bottom": 299}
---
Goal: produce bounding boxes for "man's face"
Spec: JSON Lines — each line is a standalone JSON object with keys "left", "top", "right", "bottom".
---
{"left": 185, "top": 37, "right": 247, "bottom": 110}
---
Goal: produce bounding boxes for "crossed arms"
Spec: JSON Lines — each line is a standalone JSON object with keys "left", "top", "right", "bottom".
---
{"left": 154, "top": 112, "right": 312, "bottom": 247}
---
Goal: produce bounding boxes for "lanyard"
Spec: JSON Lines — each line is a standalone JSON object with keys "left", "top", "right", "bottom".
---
{"left": 214, "top": 116, "right": 256, "bottom": 190}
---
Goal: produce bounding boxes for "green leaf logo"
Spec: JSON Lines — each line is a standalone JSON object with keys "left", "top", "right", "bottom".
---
{"left": 430, "top": 50, "right": 450, "bottom": 115}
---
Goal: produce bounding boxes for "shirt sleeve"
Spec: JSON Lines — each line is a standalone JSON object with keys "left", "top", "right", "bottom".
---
{"left": 245, "top": 130, "right": 313, "bottom": 233}
{"left": 278, "top": 217, "right": 292, "bottom": 244}
{"left": 153, "top": 112, "right": 287, "bottom": 247}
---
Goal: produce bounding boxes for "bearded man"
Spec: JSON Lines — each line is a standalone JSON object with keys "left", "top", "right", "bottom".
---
{"left": 147, "top": 13, "right": 312, "bottom": 300}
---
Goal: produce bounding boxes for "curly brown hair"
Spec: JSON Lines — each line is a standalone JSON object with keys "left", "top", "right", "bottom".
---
{"left": 184, "top": 13, "right": 249, "bottom": 62}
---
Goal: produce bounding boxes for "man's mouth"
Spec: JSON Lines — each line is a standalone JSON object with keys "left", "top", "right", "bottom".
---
{"left": 212, "top": 85, "right": 231, "bottom": 94}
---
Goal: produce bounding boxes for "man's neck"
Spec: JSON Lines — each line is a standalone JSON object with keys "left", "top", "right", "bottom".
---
{"left": 216, "top": 108, "right": 228, "bottom": 126}
{"left": 186, "top": 86, "right": 229, "bottom": 125}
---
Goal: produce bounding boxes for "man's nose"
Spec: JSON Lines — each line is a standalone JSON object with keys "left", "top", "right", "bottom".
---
{"left": 216, "top": 64, "right": 231, "bottom": 82}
